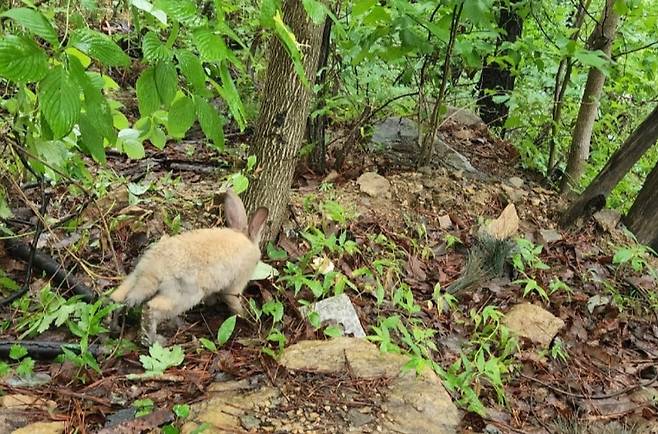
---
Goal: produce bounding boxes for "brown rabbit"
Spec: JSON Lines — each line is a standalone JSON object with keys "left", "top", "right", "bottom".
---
{"left": 110, "top": 189, "right": 269, "bottom": 345}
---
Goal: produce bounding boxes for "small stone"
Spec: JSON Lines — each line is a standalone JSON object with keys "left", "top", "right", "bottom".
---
{"left": 438, "top": 214, "right": 452, "bottom": 229}
{"left": 348, "top": 408, "right": 375, "bottom": 427}
{"left": 322, "top": 170, "right": 339, "bottom": 184}
{"left": 503, "top": 303, "right": 565, "bottom": 347}
{"left": 508, "top": 177, "right": 524, "bottom": 188}
{"left": 298, "top": 294, "right": 366, "bottom": 338}
{"left": 357, "top": 172, "right": 391, "bottom": 199}
{"left": 593, "top": 209, "right": 621, "bottom": 232}
{"left": 501, "top": 184, "right": 526, "bottom": 203}
{"left": 240, "top": 414, "right": 261, "bottom": 431}
{"left": 1, "top": 394, "right": 56, "bottom": 411}
{"left": 538, "top": 228, "right": 562, "bottom": 244}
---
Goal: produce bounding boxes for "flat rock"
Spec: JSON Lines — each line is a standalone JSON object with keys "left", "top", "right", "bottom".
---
{"left": 12, "top": 422, "right": 65, "bottom": 434}
{"left": 481, "top": 203, "right": 519, "bottom": 240}
{"left": 593, "top": 209, "right": 621, "bottom": 232}
{"left": 500, "top": 184, "right": 526, "bottom": 203}
{"left": 503, "top": 303, "right": 565, "bottom": 347}
{"left": 281, "top": 338, "right": 460, "bottom": 434}
{"left": 438, "top": 214, "right": 453, "bottom": 229}
{"left": 357, "top": 172, "right": 391, "bottom": 199}
{"left": 538, "top": 228, "right": 562, "bottom": 244}
{"left": 445, "top": 106, "right": 484, "bottom": 126}
{"left": 1, "top": 394, "right": 56, "bottom": 411}
{"left": 299, "top": 293, "right": 366, "bottom": 338}
{"left": 371, "top": 117, "right": 419, "bottom": 153}
{"left": 507, "top": 176, "right": 524, "bottom": 189}
{"left": 435, "top": 139, "right": 478, "bottom": 174}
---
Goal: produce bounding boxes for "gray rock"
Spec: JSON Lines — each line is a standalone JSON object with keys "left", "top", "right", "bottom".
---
{"left": 357, "top": 172, "right": 391, "bottom": 199}
{"left": 240, "top": 414, "right": 261, "bottom": 431}
{"left": 593, "top": 209, "right": 621, "bottom": 232}
{"left": 300, "top": 293, "right": 366, "bottom": 338}
{"left": 435, "top": 139, "right": 477, "bottom": 173}
{"left": 538, "top": 228, "right": 563, "bottom": 244}
{"left": 3, "top": 373, "right": 51, "bottom": 388}
{"left": 507, "top": 176, "right": 524, "bottom": 189}
{"left": 438, "top": 214, "right": 452, "bottom": 229}
{"left": 445, "top": 106, "right": 484, "bottom": 127}
{"left": 370, "top": 117, "right": 419, "bottom": 153}
{"left": 347, "top": 408, "right": 375, "bottom": 428}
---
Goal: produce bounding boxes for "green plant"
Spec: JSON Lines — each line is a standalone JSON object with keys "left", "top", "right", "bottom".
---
{"left": 133, "top": 398, "right": 154, "bottom": 417}
{"left": 511, "top": 238, "right": 550, "bottom": 273}
{"left": 514, "top": 277, "right": 549, "bottom": 303}
{"left": 217, "top": 315, "right": 237, "bottom": 346}
{"left": 129, "top": 342, "right": 185, "bottom": 378}
{"left": 550, "top": 337, "right": 569, "bottom": 363}
{"left": 613, "top": 242, "right": 656, "bottom": 274}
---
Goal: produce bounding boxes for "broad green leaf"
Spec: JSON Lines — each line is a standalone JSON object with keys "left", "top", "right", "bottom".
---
{"left": 139, "top": 342, "right": 184, "bottom": 374}
{"left": 176, "top": 49, "right": 207, "bottom": 94}
{"left": 117, "top": 128, "right": 145, "bottom": 159}
{"left": 173, "top": 404, "right": 190, "bottom": 419}
{"left": 130, "top": 0, "right": 167, "bottom": 24}
{"left": 575, "top": 49, "right": 608, "bottom": 72}
{"left": 272, "top": 12, "right": 308, "bottom": 87}
{"left": 251, "top": 261, "right": 279, "bottom": 280}
{"left": 136, "top": 67, "right": 160, "bottom": 116}
{"left": 167, "top": 95, "right": 195, "bottom": 138}
{"left": 1, "top": 8, "right": 58, "bottom": 46}
{"left": 230, "top": 173, "right": 249, "bottom": 193}
{"left": 192, "top": 27, "right": 227, "bottom": 61}
{"left": 39, "top": 66, "right": 81, "bottom": 139}
{"left": 198, "top": 337, "right": 217, "bottom": 352}
{"left": 324, "top": 325, "right": 343, "bottom": 337}
{"left": 194, "top": 97, "right": 224, "bottom": 149}
{"left": 302, "top": 0, "right": 326, "bottom": 24}
{"left": 217, "top": 61, "right": 246, "bottom": 129}
{"left": 0, "top": 35, "right": 48, "bottom": 82}
{"left": 142, "top": 31, "right": 171, "bottom": 62}
{"left": 65, "top": 47, "right": 92, "bottom": 68}
{"left": 154, "top": 62, "right": 177, "bottom": 107}
{"left": 70, "top": 29, "right": 130, "bottom": 67}
{"left": 78, "top": 113, "right": 106, "bottom": 163}
{"left": 67, "top": 55, "right": 116, "bottom": 143}
{"left": 155, "top": 0, "right": 205, "bottom": 27}
{"left": 9, "top": 344, "right": 27, "bottom": 360}
{"left": 352, "top": 0, "right": 376, "bottom": 17}
{"left": 149, "top": 125, "right": 166, "bottom": 149}
{"left": 217, "top": 315, "right": 237, "bottom": 346}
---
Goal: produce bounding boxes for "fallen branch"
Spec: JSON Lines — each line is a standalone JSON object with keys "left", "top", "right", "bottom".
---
{"left": 1, "top": 237, "right": 96, "bottom": 303}
{"left": 0, "top": 341, "right": 108, "bottom": 360}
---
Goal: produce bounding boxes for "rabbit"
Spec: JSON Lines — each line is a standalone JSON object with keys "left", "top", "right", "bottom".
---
{"left": 110, "top": 189, "right": 269, "bottom": 346}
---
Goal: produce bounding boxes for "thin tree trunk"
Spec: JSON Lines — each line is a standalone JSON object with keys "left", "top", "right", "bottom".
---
{"left": 547, "top": 0, "right": 591, "bottom": 171}
{"left": 561, "top": 104, "right": 658, "bottom": 226}
{"left": 560, "top": 0, "right": 619, "bottom": 194}
{"left": 417, "top": 2, "right": 463, "bottom": 166}
{"left": 624, "top": 161, "right": 658, "bottom": 251}
{"left": 243, "top": 0, "right": 325, "bottom": 246}
{"left": 307, "top": 16, "right": 333, "bottom": 173}
{"left": 476, "top": 0, "right": 523, "bottom": 130}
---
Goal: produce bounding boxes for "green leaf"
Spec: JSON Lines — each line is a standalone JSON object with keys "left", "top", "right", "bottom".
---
{"left": 167, "top": 95, "right": 196, "bottom": 139}
{"left": 216, "top": 61, "right": 246, "bottom": 129}
{"left": 217, "top": 315, "right": 237, "bottom": 346}
{"left": 155, "top": 0, "right": 205, "bottom": 27}
{"left": 198, "top": 337, "right": 217, "bottom": 352}
{"left": 117, "top": 128, "right": 145, "bottom": 159}
{"left": 230, "top": 173, "right": 249, "bottom": 194}
{"left": 266, "top": 243, "right": 288, "bottom": 261}
{"left": 194, "top": 97, "right": 224, "bottom": 149}
{"left": 302, "top": 0, "right": 326, "bottom": 24}
{"left": 130, "top": 0, "right": 167, "bottom": 24}
{"left": 176, "top": 49, "right": 207, "bottom": 94}
{"left": 78, "top": 113, "right": 106, "bottom": 163}
{"left": 272, "top": 11, "right": 308, "bottom": 87}
{"left": 139, "top": 343, "right": 184, "bottom": 374}
{"left": 251, "top": 261, "right": 278, "bottom": 280}
{"left": 16, "top": 357, "right": 35, "bottom": 377}
{"left": 136, "top": 67, "right": 160, "bottom": 116}
{"left": 149, "top": 125, "right": 166, "bottom": 149}
{"left": 173, "top": 403, "right": 190, "bottom": 419}
{"left": 154, "top": 62, "right": 177, "bottom": 107}
{"left": 192, "top": 27, "right": 227, "bottom": 61}
{"left": 1, "top": 8, "right": 58, "bottom": 46}
{"left": 142, "top": 31, "right": 171, "bottom": 62}
{"left": 352, "top": 0, "right": 376, "bottom": 17}
{"left": 9, "top": 344, "right": 27, "bottom": 360}
{"left": 70, "top": 29, "right": 130, "bottom": 67}
{"left": 0, "top": 35, "right": 48, "bottom": 82}
{"left": 323, "top": 325, "right": 343, "bottom": 337}
{"left": 39, "top": 66, "right": 81, "bottom": 139}
{"left": 263, "top": 300, "right": 284, "bottom": 323}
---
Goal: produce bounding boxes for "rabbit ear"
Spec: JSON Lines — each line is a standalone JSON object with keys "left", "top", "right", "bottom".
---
{"left": 248, "top": 207, "right": 269, "bottom": 244}
{"left": 223, "top": 189, "right": 248, "bottom": 233}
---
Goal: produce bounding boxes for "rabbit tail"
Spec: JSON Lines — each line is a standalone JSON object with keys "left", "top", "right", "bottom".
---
{"left": 110, "top": 271, "right": 160, "bottom": 307}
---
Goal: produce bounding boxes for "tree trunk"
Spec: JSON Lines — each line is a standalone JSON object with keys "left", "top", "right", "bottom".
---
{"left": 624, "top": 161, "right": 658, "bottom": 251}
{"left": 243, "top": 0, "right": 325, "bottom": 246}
{"left": 476, "top": 0, "right": 523, "bottom": 129}
{"left": 560, "top": 104, "right": 658, "bottom": 226}
{"left": 306, "top": 16, "right": 333, "bottom": 174}
{"left": 547, "top": 0, "right": 591, "bottom": 172}
{"left": 559, "top": 0, "right": 619, "bottom": 194}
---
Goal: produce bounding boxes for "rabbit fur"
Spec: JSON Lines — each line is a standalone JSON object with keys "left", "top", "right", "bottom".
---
{"left": 110, "top": 189, "right": 269, "bottom": 345}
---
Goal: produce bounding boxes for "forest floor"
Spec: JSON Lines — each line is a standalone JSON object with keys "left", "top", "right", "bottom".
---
{"left": 1, "top": 114, "right": 658, "bottom": 433}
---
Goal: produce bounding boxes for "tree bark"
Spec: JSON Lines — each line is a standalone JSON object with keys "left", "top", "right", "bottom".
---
{"left": 476, "top": 0, "right": 523, "bottom": 129}
{"left": 243, "top": 0, "right": 325, "bottom": 246}
{"left": 624, "top": 161, "right": 658, "bottom": 251}
{"left": 559, "top": 0, "right": 619, "bottom": 194}
{"left": 307, "top": 16, "right": 333, "bottom": 173}
{"left": 560, "top": 103, "right": 658, "bottom": 226}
